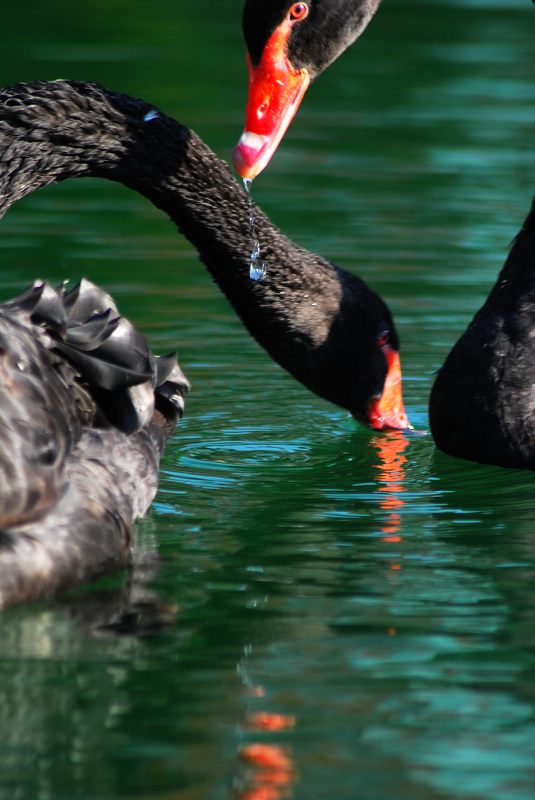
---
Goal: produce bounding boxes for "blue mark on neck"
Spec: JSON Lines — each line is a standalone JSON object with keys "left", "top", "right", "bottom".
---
{"left": 143, "top": 109, "right": 160, "bottom": 122}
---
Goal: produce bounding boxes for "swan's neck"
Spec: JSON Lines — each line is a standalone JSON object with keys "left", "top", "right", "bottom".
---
{"left": 0, "top": 81, "right": 348, "bottom": 400}
{"left": 0, "top": 82, "right": 311, "bottom": 280}
{"left": 475, "top": 199, "right": 535, "bottom": 320}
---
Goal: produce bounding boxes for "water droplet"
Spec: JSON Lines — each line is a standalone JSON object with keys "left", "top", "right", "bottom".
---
{"left": 241, "top": 179, "right": 267, "bottom": 281}
{"left": 249, "top": 260, "right": 267, "bottom": 281}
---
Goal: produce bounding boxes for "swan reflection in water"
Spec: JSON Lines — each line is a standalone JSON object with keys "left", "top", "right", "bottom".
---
{"left": 371, "top": 430, "right": 410, "bottom": 637}
{"left": 235, "top": 645, "right": 297, "bottom": 800}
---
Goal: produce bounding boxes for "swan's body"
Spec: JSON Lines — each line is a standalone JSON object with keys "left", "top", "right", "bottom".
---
{"left": 0, "top": 78, "right": 407, "bottom": 605}
{"left": 234, "top": 0, "right": 382, "bottom": 178}
{"left": 0, "top": 278, "right": 188, "bottom": 608}
{"left": 430, "top": 196, "right": 535, "bottom": 470}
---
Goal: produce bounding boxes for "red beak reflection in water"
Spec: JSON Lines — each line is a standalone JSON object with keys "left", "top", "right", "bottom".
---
{"left": 233, "top": 15, "right": 311, "bottom": 180}
{"left": 365, "top": 345, "right": 411, "bottom": 431}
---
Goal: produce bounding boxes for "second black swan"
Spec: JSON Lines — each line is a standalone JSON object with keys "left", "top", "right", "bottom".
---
{"left": 430, "top": 195, "right": 535, "bottom": 470}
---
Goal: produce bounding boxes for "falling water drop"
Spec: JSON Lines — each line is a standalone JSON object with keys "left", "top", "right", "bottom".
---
{"left": 249, "top": 239, "right": 267, "bottom": 280}
{"left": 242, "top": 178, "right": 267, "bottom": 281}
{"left": 249, "top": 260, "right": 267, "bottom": 282}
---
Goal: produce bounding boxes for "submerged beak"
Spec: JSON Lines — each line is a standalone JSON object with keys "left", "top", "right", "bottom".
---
{"left": 233, "top": 19, "right": 310, "bottom": 180}
{"left": 366, "top": 347, "right": 411, "bottom": 431}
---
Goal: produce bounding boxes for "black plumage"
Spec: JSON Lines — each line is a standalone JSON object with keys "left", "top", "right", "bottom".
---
{"left": 0, "top": 278, "right": 188, "bottom": 608}
{"left": 430, "top": 196, "right": 535, "bottom": 469}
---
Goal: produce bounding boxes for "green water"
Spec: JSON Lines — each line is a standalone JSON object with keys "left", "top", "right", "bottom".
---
{"left": 1, "top": 1, "right": 535, "bottom": 798}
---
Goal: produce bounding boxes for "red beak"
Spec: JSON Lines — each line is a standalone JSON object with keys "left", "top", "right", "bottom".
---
{"left": 233, "top": 18, "right": 310, "bottom": 180}
{"left": 366, "top": 347, "right": 411, "bottom": 431}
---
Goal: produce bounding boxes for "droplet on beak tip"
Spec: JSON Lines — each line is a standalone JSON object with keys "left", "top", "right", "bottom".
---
{"left": 233, "top": 132, "right": 271, "bottom": 180}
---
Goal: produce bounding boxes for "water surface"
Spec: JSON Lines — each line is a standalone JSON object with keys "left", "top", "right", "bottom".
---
{"left": 1, "top": 1, "right": 535, "bottom": 799}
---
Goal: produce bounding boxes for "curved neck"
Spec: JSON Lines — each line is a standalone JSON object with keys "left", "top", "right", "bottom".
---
{"left": 0, "top": 80, "right": 361, "bottom": 408}
{"left": 0, "top": 81, "right": 269, "bottom": 280}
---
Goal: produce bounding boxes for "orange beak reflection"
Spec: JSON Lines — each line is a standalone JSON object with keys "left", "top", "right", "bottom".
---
{"left": 233, "top": 19, "right": 310, "bottom": 180}
{"left": 366, "top": 347, "right": 411, "bottom": 431}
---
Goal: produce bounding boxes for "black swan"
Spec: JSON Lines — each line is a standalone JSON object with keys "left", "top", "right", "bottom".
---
{"left": 0, "top": 79, "right": 409, "bottom": 606}
{"left": 234, "top": 0, "right": 382, "bottom": 178}
{"left": 429, "top": 195, "right": 535, "bottom": 470}
{"left": 0, "top": 277, "right": 189, "bottom": 608}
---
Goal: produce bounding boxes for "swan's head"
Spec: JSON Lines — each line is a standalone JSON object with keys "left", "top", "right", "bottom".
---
{"left": 233, "top": 0, "right": 382, "bottom": 179}
{"left": 299, "top": 293, "right": 410, "bottom": 432}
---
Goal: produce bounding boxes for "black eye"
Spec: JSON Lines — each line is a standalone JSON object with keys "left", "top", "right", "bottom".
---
{"left": 289, "top": 2, "right": 309, "bottom": 21}
{"left": 377, "top": 331, "right": 389, "bottom": 348}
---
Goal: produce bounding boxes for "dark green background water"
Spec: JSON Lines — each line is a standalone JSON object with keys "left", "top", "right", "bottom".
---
{"left": 1, "top": 1, "right": 535, "bottom": 798}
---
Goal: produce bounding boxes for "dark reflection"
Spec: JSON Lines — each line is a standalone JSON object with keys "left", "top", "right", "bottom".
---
{"left": 63, "top": 562, "right": 179, "bottom": 639}
{"left": 427, "top": 449, "right": 535, "bottom": 656}
{"left": 429, "top": 446, "right": 535, "bottom": 547}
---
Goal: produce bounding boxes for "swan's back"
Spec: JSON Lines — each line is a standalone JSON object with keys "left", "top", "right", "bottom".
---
{"left": 0, "top": 279, "right": 189, "bottom": 608}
